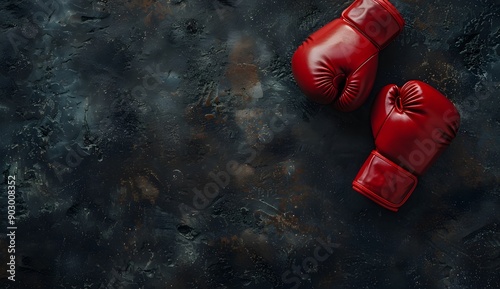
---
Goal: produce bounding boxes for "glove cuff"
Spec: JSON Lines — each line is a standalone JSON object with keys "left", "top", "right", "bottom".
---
{"left": 352, "top": 150, "right": 417, "bottom": 211}
{"left": 342, "top": 0, "right": 405, "bottom": 49}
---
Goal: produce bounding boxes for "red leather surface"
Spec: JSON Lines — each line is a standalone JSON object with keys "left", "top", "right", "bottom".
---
{"left": 353, "top": 81, "right": 460, "bottom": 211}
{"left": 343, "top": 0, "right": 405, "bottom": 49}
{"left": 372, "top": 81, "right": 461, "bottom": 175}
{"left": 353, "top": 151, "right": 417, "bottom": 212}
{"left": 291, "top": 0, "right": 404, "bottom": 112}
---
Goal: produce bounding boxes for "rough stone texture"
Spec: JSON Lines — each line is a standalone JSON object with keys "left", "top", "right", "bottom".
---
{"left": 0, "top": 0, "right": 499, "bottom": 288}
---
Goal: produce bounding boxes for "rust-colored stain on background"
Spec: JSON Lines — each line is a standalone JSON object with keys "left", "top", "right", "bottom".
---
{"left": 125, "top": 0, "right": 173, "bottom": 25}
{"left": 226, "top": 36, "right": 262, "bottom": 102}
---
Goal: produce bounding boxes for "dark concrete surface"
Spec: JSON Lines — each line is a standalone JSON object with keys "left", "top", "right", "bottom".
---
{"left": 0, "top": 0, "right": 499, "bottom": 288}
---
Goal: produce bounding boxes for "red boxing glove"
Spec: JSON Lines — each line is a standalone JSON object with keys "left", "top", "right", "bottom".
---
{"left": 291, "top": 0, "right": 405, "bottom": 111}
{"left": 352, "top": 81, "right": 460, "bottom": 211}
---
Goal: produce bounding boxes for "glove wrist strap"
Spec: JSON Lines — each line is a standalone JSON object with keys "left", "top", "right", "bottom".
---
{"left": 352, "top": 150, "right": 417, "bottom": 211}
{"left": 342, "top": 0, "right": 405, "bottom": 49}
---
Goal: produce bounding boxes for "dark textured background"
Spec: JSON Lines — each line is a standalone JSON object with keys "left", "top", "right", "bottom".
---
{"left": 0, "top": 0, "right": 499, "bottom": 288}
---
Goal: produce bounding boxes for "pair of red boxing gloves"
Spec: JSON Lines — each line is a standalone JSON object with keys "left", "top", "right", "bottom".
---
{"left": 291, "top": 0, "right": 461, "bottom": 211}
